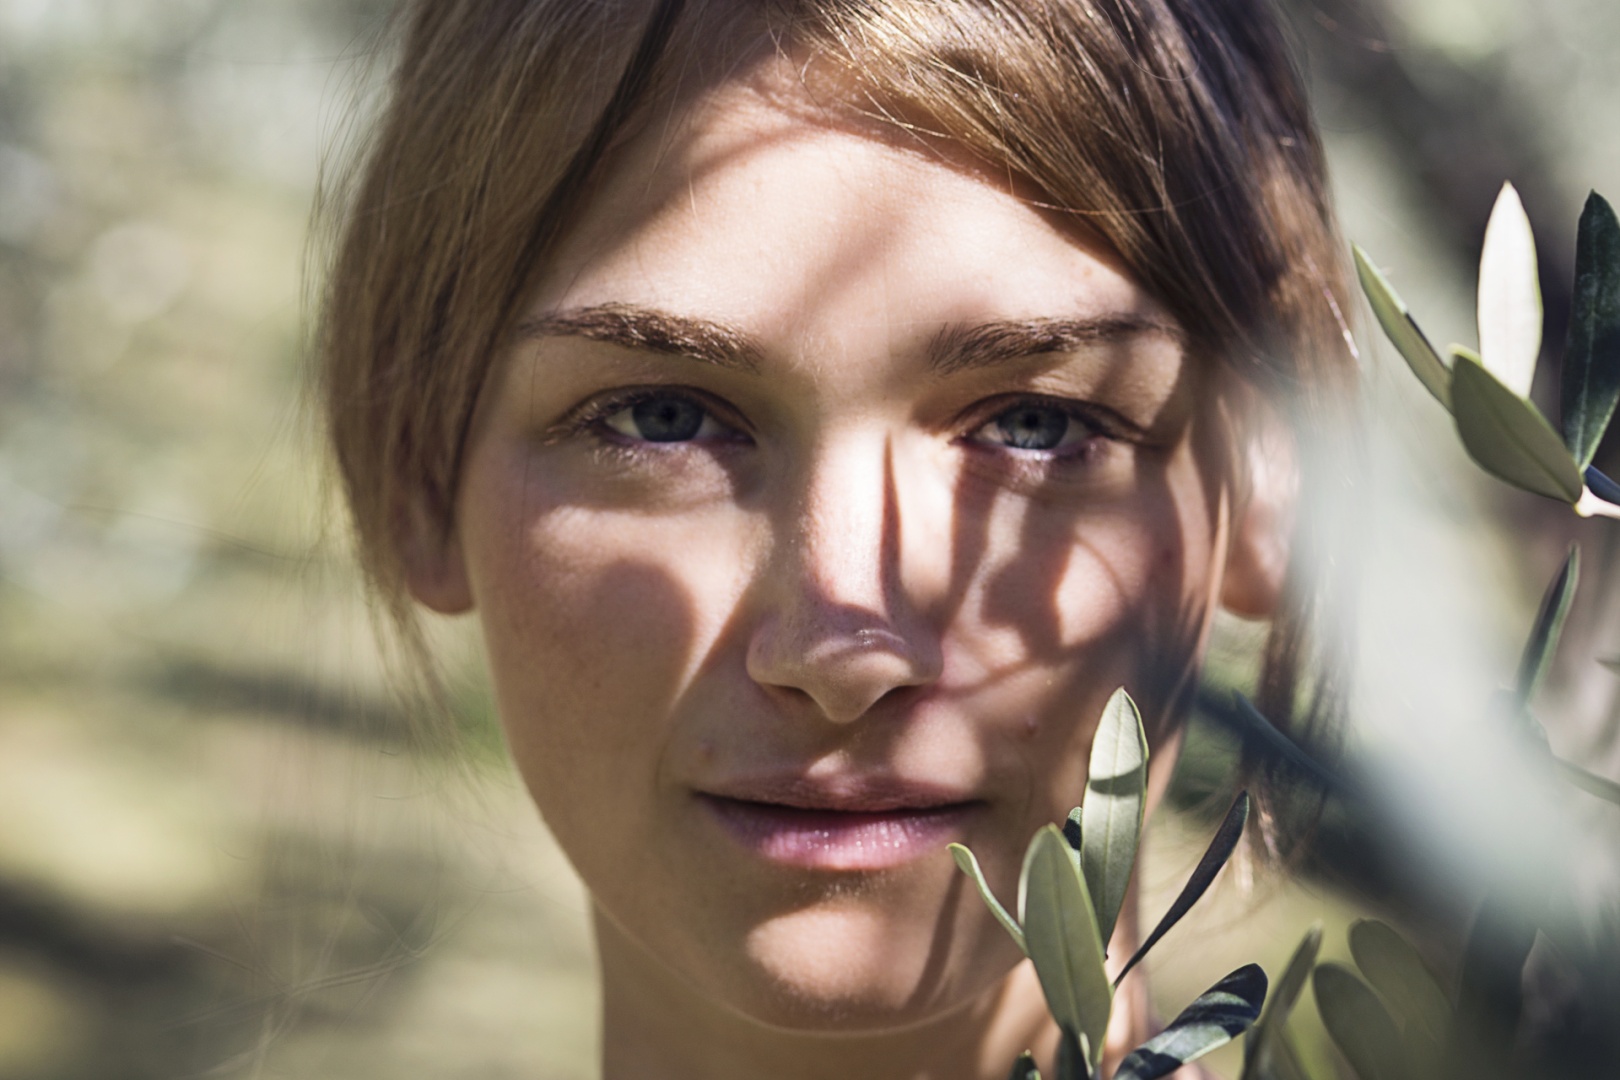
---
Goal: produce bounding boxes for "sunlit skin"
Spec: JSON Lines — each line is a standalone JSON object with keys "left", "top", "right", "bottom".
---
{"left": 407, "top": 56, "right": 1281, "bottom": 1080}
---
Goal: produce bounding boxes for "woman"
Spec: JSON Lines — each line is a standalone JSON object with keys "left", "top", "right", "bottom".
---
{"left": 314, "top": 1, "right": 1354, "bottom": 1076}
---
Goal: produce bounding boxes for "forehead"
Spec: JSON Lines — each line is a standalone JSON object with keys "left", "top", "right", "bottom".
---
{"left": 530, "top": 58, "right": 1180, "bottom": 361}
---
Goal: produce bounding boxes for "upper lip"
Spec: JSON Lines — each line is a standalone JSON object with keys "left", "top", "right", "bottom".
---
{"left": 696, "top": 774, "right": 982, "bottom": 813}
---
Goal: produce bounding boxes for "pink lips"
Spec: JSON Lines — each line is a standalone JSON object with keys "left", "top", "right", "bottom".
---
{"left": 697, "top": 781, "right": 981, "bottom": 871}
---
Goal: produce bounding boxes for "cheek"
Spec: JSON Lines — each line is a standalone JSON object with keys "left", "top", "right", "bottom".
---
{"left": 967, "top": 440, "right": 1219, "bottom": 743}
{"left": 478, "top": 535, "right": 696, "bottom": 757}
{"left": 455, "top": 450, "right": 743, "bottom": 840}
{"left": 978, "top": 448, "right": 1217, "bottom": 650}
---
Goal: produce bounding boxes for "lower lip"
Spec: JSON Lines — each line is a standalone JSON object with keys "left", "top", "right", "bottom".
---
{"left": 699, "top": 796, "right": 978, "bottom": 871}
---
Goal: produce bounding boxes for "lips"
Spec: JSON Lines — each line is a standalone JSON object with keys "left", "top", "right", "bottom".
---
{"left": 696, "top": 777, "right": 984, "bottom": 871}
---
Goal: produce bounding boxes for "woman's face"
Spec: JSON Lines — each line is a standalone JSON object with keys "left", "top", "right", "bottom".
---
{"left": 430, "top": 66, "right": 1247, "bottom": 1032}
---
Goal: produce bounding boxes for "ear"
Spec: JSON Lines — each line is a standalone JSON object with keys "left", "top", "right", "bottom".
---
{"left": 397, "top": 496, "right": 475, "bottom": 615}
{"left": 1219, "top": 412, "right": 1295, "bottom": 619}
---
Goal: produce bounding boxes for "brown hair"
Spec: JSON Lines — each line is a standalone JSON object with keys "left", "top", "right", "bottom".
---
{"left": 314, "top": 0, "right": 1357, "bottom": 854}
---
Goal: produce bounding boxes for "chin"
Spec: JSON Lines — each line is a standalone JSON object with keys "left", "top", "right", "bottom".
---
{"left": 720, "top": 897, "right": 1014, "bottom": 1033}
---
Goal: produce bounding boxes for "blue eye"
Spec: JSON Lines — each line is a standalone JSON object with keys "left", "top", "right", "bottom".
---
{"left": 974, "top": 401, "right": 1095, "bottom": 452}
{"left": 602, "top": 391, "right": 729, "bottom": 443}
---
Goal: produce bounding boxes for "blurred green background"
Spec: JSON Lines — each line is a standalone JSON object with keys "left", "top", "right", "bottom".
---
{"left": 1, "top": 1, "right": 1618, "bottom": 1077}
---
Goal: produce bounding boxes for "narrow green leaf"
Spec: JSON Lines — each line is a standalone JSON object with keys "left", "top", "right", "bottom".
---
{"left": 1353, "top": 244, "right": 1453, "bottom": 409}
{"left": 1229, "top": 694, "right": 1347, "bottom": 795}
{"left": 1563, "top": 192, "right": 1620, "bottom": 467}
{"left": 1061, "top": 806, "right": 1085, "bottom": 885}
{"left": 1114, "top": 791, "right": 1250, "bottom": 987}
{"left": 1062, "top": 807, "right": 1083, "bottom": 851}
{"left": 1490, "top": 684, "right": 1549, "bottom": 739}
{"left": 1586, "top": 464, "right": 1620, "bottom": 503}
{"left": 1450, "top": 349, "right": 1584, "bottom": 503}
{"left": 1020, "top": 825, "right": 1112, "bottom": 1070}
{"left": 1054, "top": 1029, "right": 1087, "bottom": 1080}
{"left": 1115, "top": 964, "right": 1268, "bottom": 1080}
{"left": 1313, "top": 964, "right": 1409, "bottom": 1080}
{"left": 1268, "top": 1032, "right": 1327, "bottom": 1080}
{"left": 1478, "top": 182, "right": 1543, "bottom": 398}
{"left": 1555, "top": 757, "right": 1620, "bottom": 807}
{"left": 950, "top": 843, "right": 1027, "bottom": 955}
{"left": 1242, "top": 923, "right": 1323, "bottom": 1080}
{"left": 1347, "top": 920, "right": 1451, "bottom": 1048}
{"left": 1006, "top": 1051, "right": 1042, "bottom": 1080}
{"left": 1449, "top": 892, "right": 1537, "bottom": 1077}
{"left": 1081, "top": 687, "right": 1148, "bottom": 950}
{"left": 1513, "top": 545, "right": 1579, "bottom": 707}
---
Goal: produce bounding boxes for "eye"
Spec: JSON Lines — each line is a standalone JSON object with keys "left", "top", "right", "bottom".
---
{"left": 601, "top": 391, "right": 733, "bottom": 443}
{"left": 970, "top": 400, "right": 1098, "bottom": 453}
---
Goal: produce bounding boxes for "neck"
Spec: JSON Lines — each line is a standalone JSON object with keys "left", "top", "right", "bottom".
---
{"left": 595, "top": 864, "right": 1158, "bottom": 1080}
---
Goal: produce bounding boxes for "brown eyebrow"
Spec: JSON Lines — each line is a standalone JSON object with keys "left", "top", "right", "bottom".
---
{"left": 927, "top": 315, "right": 1184, "bottom": 376}
{"left": 516, "top": 305, "right": 1180, "bottom": 377}
{"left": 516, "top": 303, "right": 763, "bottom": 373}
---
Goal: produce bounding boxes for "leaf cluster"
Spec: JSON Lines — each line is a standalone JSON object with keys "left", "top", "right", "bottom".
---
{"left": 1356, "top": 186, "right": 1620, "bottom": 516}
{"left": 952, "top": 688, "right": 1268, "bottom": 1079}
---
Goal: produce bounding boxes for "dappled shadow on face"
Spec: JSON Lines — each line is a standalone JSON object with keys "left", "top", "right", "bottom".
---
{"left": 509, "top": 52, "right": 1232, "bottom": 1020}
{"left": 628, "top": 356, "right": 1220, "bottom": 1016}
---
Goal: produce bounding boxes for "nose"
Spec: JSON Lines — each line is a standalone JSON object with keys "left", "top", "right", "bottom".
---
{"left": 746, "top": 435, "right": 943, "bottom": 724}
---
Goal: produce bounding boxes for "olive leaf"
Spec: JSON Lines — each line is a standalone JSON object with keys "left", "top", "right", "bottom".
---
{"left": 950, "top": 843, "right": 1027, "bottom": 955}
{"left": 1563, "top": 192, "right": 1620, "bottom": 467}
{"left": 1585, "top": 464, "right": 1620, "bottom": 504}
{"left": 1348, "top": 919, "right": 1451, "bottom": 1053}
{"left": 1554, "top": 757, "right": 1620, "bottom": 807}
{"left": 1228, "top": 693, "right": 1347, "bottom": 795}
{"left": 1114, "top": 791, "right": 1250, "bottom": 987}
{"left": 1313, "top": 963, "right": 1409, "bottom": 1080}
{"left": 1450, "top": 892, "right": 1538, "bottom": 1078}
{"left": 1478, "top": 182, "right": 1543, "bottom": 399}
{"left": 1241, "top": 923, "right": 1322, "bottom": 1080}
{"left": 1054, "top": 1029, "right": 1087, "bottom": 1080}
{"left": 1514, "top": 545, "right": 1579, "bottom": 707}
{"left": 1020, "top": 825, "right": 1112, "bottom": 1070}
{"left": 1062, "top": 806, "right": 1084, "bottom": 852}
{"left": 1353, "top": 244, "right": 1453, "bottom": 409}
{"left": 1061, "top": 806, "right": 1086, "bottom": 891}
{"left": 1114, "top": 964, "right": 1268, "bottom": 1080}
{"left": 1261, "top": 1033, "right": 1325, "bottom": 1080}
{"left": 1006, "top": 1051, "right": 1042, "bottom": 1080}
{"left": 1449, "top": 348, "right": 1584, "bottom": 503}
{"left": 1080, "top": 687, "right": 1148, "bottom": 951}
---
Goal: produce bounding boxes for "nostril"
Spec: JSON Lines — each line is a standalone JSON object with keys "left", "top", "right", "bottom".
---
{"left": 867, "top": 681, "right": 918, "bottom": 712}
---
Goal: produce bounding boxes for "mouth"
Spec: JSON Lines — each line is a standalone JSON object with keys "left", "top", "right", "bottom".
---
{"left": 696, "top": 782, "right": 984, "bottom": 871}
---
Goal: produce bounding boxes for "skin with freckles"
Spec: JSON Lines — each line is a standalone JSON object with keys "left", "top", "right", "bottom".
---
{"left": 409, "top": 57, "right": 1272, "bottom": 1080}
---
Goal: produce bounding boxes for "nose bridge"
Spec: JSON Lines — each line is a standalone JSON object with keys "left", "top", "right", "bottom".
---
{"left": 798, "top": 428, "right": 898, "bottom": 613}
{"left": 747, "top": 428, "right": 942, "bottom": 724}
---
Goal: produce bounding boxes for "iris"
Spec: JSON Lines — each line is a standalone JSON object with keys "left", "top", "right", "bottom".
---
{"left": 992, "top": 404, "right": 1071, "bottom": 450}
{"left": 630, "top": 394, "right": 706, "bottom": 442}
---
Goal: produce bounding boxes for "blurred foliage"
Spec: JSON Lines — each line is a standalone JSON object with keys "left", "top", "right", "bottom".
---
{"left": 1316, "top": 179, "right": 1620, "bottom": 1079}
{"left": 0, "top": 3, "right": 582, "bottom": 1078}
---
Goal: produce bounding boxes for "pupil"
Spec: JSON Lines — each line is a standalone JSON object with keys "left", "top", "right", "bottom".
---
{"left": 632, "top": 396, "right": 705, "bottom": 442}
{"left": 995, "top": 406, "right": 1067, "bottom": 450}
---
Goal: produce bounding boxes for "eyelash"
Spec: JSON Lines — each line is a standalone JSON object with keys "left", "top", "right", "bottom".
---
{"left": 550, "top": 386, "right": 1127, "bottom": 465}
{"left": 551, "top": 386, "right": 751, "bottom": 449}
{"left": 957, "top": 393, "right": 1120, "bottom": 460}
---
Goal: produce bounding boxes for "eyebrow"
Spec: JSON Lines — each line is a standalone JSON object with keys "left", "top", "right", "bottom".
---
{"left": 516, "top": 304, "right": 1181, "bottom": 375}
{"left": 516, "top": 304, "right": 763, "bottom": 373}
{"left": 926, "top": 315, "right": 1184, "bottom": 376}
